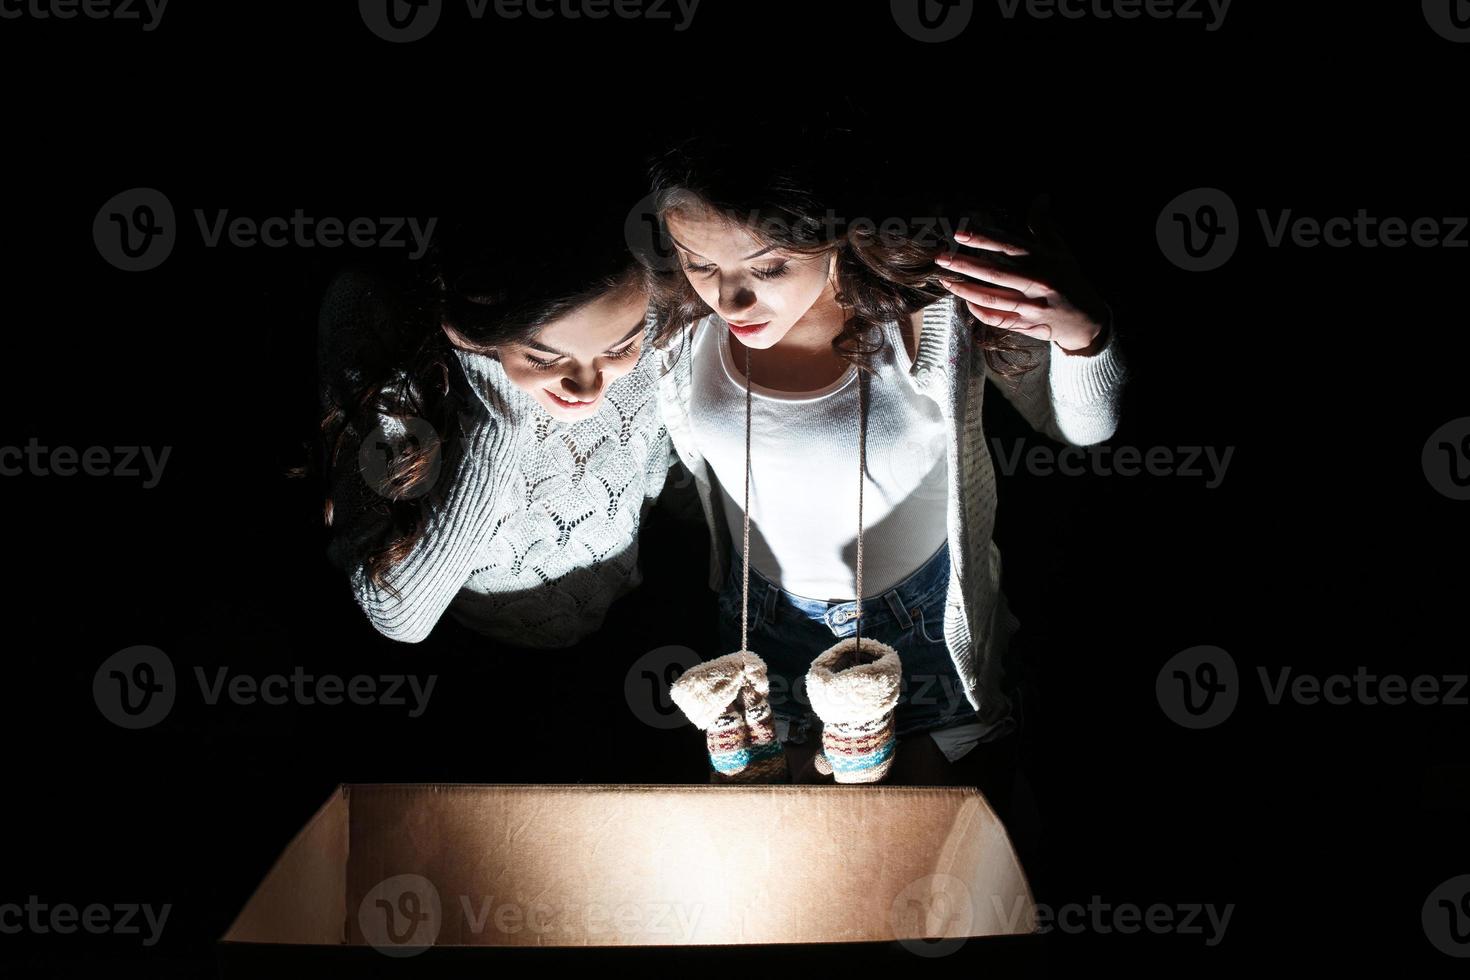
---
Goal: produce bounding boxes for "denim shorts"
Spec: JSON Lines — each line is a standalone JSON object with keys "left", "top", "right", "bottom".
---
{"left": 715, "top": 541, "right": 986, "bottom": 749}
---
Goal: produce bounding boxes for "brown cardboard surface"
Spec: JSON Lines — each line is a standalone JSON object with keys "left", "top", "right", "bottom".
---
{"left": 224, "top": 784, "right": 1035, "bottom": 949}
{"left": 225, "top": 786, "right": 349, "bottom": 944}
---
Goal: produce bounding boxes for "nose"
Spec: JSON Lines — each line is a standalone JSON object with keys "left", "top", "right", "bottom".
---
{"left": 559, "top": 363, "right": 603, "bottom": 399}
{"left": 717, "top": 278, "right": 758, "bottom": 319}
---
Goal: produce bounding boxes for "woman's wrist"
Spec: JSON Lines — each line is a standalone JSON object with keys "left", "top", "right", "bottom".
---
{"left": 1055, "top": 304, "right": 1113, "bottom": 357}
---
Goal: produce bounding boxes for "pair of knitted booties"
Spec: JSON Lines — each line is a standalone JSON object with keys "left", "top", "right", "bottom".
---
{"left": 670, "top": 638, "right": 902, "bottom": 784}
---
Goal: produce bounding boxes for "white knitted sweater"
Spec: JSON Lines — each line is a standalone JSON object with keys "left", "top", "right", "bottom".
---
{"left": 321, "top": 270, "right": 671, "bottom": 647}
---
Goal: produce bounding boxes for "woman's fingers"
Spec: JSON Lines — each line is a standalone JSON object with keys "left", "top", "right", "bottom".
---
{"left": 965, "top": 301, "right": 1054, "bottom": 337}
{"left": 952, "top": 227, "right": 1031, "bottom": 256}
{"left": 934, "top": 250, "right": 1051, "bottom": 297}
{"left": 940, "top": 275, "right": 1049, "bottom": 317}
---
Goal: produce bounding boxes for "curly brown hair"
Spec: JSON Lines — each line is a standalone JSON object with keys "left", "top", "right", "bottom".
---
{"left": 644, "top": 125, "right": 1041, "bottom": 381}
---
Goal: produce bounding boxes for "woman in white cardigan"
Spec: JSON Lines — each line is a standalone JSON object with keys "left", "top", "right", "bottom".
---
{"left": 650, "top": 128, "right": 1128, "bottom": 787}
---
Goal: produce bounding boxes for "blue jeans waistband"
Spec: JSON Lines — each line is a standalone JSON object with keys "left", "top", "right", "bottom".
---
{"left": 726, "top": 540, "right": 951, "bottom": 639}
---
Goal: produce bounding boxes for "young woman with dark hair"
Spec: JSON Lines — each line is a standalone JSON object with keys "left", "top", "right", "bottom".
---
{"left": 318, "top": 200, "right": 679, "bottom": 651}
{"left": 650, "top": 124, "right": 1129, "bottom": 788}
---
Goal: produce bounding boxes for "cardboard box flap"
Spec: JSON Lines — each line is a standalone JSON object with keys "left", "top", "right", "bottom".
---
{"left": 224, "top": 785, "right": 349, "bottom": 944}
{"left": 226, "top": 783, "right": 1036, "bottom": 948}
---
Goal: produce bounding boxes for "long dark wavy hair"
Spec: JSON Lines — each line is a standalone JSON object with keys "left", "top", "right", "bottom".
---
{"left": 645, "top": 123, "right": 1039, "bottom": 380}
{"left": 318, "top": 208, "right": 655, "bottom": 595}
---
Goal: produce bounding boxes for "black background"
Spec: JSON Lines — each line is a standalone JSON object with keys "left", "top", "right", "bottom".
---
{"left": 1, "top": 0, "right": 1465, "bottom": 975}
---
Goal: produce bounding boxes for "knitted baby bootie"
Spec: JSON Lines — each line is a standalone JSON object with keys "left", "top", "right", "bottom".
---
{"left": 735, "top": 652, "right": 788, "bottom": 782}
{"left": 670, "top": 651, "right": 788, "bottom": 783}
{"left": 806, "top": 637, "right": 902, "bottom": 783}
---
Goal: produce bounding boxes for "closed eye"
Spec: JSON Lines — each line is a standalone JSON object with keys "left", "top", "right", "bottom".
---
{"left": 523, "top": 353, "right": 563, "bottom": 371}
{"left": 680, "top": 260, "right": 789, "bottom": 281}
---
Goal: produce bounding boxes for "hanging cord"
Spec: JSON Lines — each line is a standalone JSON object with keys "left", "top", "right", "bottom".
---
{"left": 738, "top": 332, "right": 869, "bottom": 652}
{"left": 854, "top": 365, "right": 868, "bottom": 648}
{"left": 741, "top": 342, "right": 752, "bottom": 654}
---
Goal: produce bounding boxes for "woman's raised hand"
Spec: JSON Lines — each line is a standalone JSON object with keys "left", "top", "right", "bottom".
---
{"left": 934, "top": 195, "right": 1110, "bottom": 355}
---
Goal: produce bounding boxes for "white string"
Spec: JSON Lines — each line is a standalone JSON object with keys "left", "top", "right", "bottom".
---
{"left": 854, "top": 362, "right": 867, "bottom": 647}
{"left": 741, "top": 341, "right": 751, "bottom": 654}
{"left": 739, "top": 329, "right": 869, "bottom": 652}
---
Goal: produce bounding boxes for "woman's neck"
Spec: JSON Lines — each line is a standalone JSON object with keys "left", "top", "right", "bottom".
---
{"left": 775, "top": 281, "right": 846, "bottom": 355}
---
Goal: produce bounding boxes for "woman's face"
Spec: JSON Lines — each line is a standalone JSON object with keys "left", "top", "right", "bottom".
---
{"left": 664, "top": 206, "right": 834, "bottom": 349}
{"left": 495, "top": 282, "right": 649, "bottom": 421}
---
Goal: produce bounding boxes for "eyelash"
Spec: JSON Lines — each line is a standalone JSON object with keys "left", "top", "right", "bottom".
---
{"left": 682, "top": 261, "right": 790, "bottom": 281}
{"left": 523, "top": 343, "right": 638, "bottom": 372}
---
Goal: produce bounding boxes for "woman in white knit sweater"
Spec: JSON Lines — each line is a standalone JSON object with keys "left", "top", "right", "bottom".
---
{"left": 648, "top": 127, "right": 1128, "bottom": 786}
{"left": 320, "top": 205, "right": 680, "bottom": 652}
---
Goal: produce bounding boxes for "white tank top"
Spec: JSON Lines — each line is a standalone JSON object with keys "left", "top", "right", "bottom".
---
{"left": 688, "top": 312, "right": 949, "bottom": 601}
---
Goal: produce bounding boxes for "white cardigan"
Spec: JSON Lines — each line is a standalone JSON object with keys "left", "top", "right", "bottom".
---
{"left": 654, "top": 294, "right": 1129, "bottom": 735}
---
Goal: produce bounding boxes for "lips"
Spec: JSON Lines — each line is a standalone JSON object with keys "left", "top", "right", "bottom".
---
{"left": 726, "top": 319, "right": 770, "bottom": 336}
{"left": 544, "top": 389, "right": 598, "bottom": 410}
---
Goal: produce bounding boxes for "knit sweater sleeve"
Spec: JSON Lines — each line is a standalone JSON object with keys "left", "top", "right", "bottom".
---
{"left": 320, "top": 270, "right": 524, "bottom": 644}
{"left": 980, "top": 300, "right": 1130, "bottom": 447}
{"left": 336, "top": 411, "right": 522, "bottom": 643}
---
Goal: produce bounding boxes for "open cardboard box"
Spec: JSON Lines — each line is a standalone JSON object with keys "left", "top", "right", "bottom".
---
{"left": 220, "top": 783, "right": 1038, "bottom": 971}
